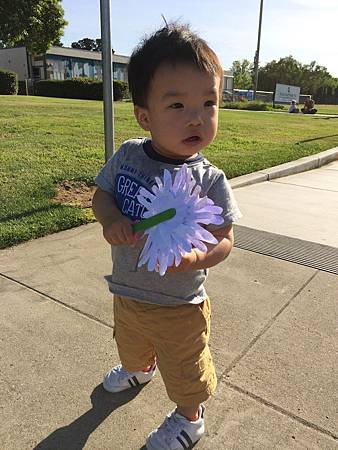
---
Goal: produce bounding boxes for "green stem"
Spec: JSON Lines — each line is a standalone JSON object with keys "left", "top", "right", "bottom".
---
{"left": 132, "top": 208, "right": 176, "bottom": 233}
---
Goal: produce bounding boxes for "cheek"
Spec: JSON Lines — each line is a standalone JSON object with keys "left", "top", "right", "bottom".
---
{"left": 209, "top": 115, "right": 218, "bottom": 137}
{"left": 150, "top": 117, "right": 178, "bottom": 139}
{"left": 209, "top": 111, "right": 218, "bottom": 127}
{"left": 160, "top": 115, "right": 180, "bottom": 131}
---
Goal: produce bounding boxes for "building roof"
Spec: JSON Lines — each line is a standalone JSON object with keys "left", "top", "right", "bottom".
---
{"left": 46, "top": 46, "right": 129, "bottom": 64}
{"left": 223, "top": 70, "right": 234, "bottom": 78}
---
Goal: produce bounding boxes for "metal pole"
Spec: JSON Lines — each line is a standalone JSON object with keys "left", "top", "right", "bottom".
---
{"left": 100, "top": 0, "right": 114, "bottom": 161}
{"left": 253, "top": 0, "right": 264, "bottom": 100}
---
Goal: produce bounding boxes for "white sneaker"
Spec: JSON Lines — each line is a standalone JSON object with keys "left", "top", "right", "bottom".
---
{"left": 103, "top": 364, "right": 156, "bottom": 393}
{"left": 146, "top": 404, "right": 205, "bottom": 450}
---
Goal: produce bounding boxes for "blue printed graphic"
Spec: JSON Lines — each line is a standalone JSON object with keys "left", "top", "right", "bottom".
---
{"left": 115, "top": 173, "right": 151, "bottom": 221}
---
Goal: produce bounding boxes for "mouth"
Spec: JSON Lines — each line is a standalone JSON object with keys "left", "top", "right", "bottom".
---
{"left": 182, "top": 135, "right": 202, "bottom": 145}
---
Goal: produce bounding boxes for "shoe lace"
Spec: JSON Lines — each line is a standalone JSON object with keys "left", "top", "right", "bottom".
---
{"left": 114, "top": 364, "right": 131, "bottom": 382}
{"left": 158, "top": 412, "right": 184, "bottom": 445}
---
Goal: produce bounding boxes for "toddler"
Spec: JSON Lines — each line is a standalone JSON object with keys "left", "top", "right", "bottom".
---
{"left": 93, "top": 23, "right": 241, "bottom": 450}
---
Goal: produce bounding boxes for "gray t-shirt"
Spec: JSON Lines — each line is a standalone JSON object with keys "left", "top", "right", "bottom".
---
{"left": 95, "top": 138, "right": 241, "bottom": 305}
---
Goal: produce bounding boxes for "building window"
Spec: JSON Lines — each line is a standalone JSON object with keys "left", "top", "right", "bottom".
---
{"left": 44, "top": 55, "right": 125, "bottom": 81}
{"left": 113, "top": 62, "right": 127, "bottom": 82}
{"left": 93, "top": 62, "right": 102, "bottom": 79}
{"left": 46, "top": 58, "right": 71, "bottom": 80}
{"left": 32, "top": 67, "right": 41, "bottom": 80}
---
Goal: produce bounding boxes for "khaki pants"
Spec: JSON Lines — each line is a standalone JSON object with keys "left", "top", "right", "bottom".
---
{"left": 113, "top": 295, "right": 217, "bottom": 407}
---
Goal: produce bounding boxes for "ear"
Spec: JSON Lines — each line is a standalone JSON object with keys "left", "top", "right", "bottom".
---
{"left": 134, "top": 105, "right": 150, "bottom": 131}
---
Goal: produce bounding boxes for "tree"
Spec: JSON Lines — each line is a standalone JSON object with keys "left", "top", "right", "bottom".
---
{"left": 257, "top": 56, "right": 303, "bottom": 91}
{"left": 71, "top": 38, "right": 103, "bottom": 52}
{"left": 52, "top": 37, "right": 64, "bottom": 47}
{"left": 257, "top": 56, "right": 336, "bottom": 97}
{"left": 0, "top": 0, "right": 67, "bottom": 54}
{"left": 231, "top": 59, "right": 253, "bottom": 89}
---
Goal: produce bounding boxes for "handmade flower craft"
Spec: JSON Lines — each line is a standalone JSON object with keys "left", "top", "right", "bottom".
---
{"left": 135, "top": 164, "right": 224, "bottom": 276}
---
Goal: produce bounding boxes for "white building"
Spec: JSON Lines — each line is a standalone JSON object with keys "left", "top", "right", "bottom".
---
{"left": 223, "top": 70, "right": 234, "bottom": 92}
{"left": 0, "top": 46, "right": 129, "bottom": 82}
{"left": 0, "top": 46, "right": 234, "bottom": 98}
{"left": 0, "top": 47, "right": 30, "bottom": 80}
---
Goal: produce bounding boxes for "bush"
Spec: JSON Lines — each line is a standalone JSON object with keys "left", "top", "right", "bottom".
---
{"left": 35, "top": 78, "right": 102, "bottom": 99}
{"left": 113, "top": 80, "right": 129, "bottom": 100}
{"left": 35, "top": 78, "right": 129, "bottom": 101}
{"left": 222, "top": 101, "right": 242, "bottom": 110}
{"left": 222, "top": 100, "right": 268, "bottom": 111}
{"left": 0, "top": 69, "right": 18, "bottom": 95}
{"left": 273, "top": 104, "right": 286, "bottom": 110}
{"left": 18, "top": 80, "right": 34, "bottom": 95}
{"left": 246, "top": 101, "right": 269, "bottom": 111}
{"left": 221, "top": 100, "right": 286, "bottom": 112}
{"left": 18, "top": 81, "right": 27, "bottom": 95}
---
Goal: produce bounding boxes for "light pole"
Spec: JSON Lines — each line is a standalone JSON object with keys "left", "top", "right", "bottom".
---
{"left": 253, "top": 0, "right": 264, "bottom": 100}
{"left": 100, "top": 0, "right": 114, "bottom": 162}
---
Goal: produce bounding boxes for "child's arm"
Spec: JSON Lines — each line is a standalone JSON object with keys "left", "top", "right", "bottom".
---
{"left": 166, "top": 224, "right": 234, "bottom": 273}
{"left": 92, "top": 187, "right": 138, "bottom": 246}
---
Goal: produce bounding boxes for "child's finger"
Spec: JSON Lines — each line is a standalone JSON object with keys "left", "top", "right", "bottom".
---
{"left": 121, "top": 224, "right": 135, "bottom": 246}
{"left": 133, "top": 231, "right": 143, "bottom": 243}
{"left": 121, "top": 227, "right": 133, "bottom": 245}
{"left": 113, "top": 228, "right": 127, "bottom": 245}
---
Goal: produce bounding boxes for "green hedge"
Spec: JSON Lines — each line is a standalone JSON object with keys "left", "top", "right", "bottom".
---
{"left": 114, "top": 80, "right": 129, "bottom": 100}
{"left": 18, "top": 81, "right": 28, "bottom": 95}
{"left": 222, "top": 100, "right": 285, "bottom": 111}
{"left": 34, "top": 78, "right": 128, "bottom": 100}
{"left": 0, "top": 69, "right": 18, "bottom": 95}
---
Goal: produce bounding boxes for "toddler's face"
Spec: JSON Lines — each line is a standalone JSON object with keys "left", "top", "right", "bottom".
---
{"left": 134, "top": 63, "right": 220, "bottom": 159}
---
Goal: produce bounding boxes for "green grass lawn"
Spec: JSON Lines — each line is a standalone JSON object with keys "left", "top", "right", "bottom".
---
{"left": 1, "top": 95, "right": 338, "bottom": 249}
{"left": 315, "top": 103, "right": 338, "bottom": 115}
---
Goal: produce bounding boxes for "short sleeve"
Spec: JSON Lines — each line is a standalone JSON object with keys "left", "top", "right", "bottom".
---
{"left": 94, "top": 147, "right": 122, "bottom": 198}
{"left": 206, "top": 170, "right": 242, "bottom": 230}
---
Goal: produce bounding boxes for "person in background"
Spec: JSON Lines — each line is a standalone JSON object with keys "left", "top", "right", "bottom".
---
{"left": 301, "top": 98, "right": 317, "bottom": 114}
{"left": 288, "top": 100, "right": 299, "bottom": 113}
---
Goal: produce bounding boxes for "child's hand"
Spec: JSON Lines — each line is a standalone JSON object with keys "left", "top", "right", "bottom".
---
{"left": 166, "top": 250, "right": 198, "bottom": 273}
{"left": 102, "top": 217, "right": 141, "bottom": 247}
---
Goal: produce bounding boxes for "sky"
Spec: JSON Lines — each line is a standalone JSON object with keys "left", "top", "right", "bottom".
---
{"left": 60, "top": 0, "right": 338, "bottom": 78}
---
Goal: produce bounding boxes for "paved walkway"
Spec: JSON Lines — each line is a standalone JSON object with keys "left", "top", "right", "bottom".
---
{"left": 0, "top": 160, "right": 337, "bottom": 449}
{"left": 234, "top": 160, "right": 338, "bottom": 247}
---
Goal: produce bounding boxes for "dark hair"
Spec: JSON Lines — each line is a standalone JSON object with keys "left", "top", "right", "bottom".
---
{"left": 128, "top": 23, "right": 224, "bottom": 107}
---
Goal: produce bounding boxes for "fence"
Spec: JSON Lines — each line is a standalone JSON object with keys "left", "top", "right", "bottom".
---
{"left": 18, "top": 79, "right": 35, "bottom": 95}
{"left": 315, "top": 86, "right": 338, "bottom": 104}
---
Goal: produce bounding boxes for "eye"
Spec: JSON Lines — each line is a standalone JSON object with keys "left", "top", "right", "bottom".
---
{"left": 169, "top": 102, "right": 184, "bottom": 109}
{"left": 205, "top": 100, "right": 216, "bottom": 107}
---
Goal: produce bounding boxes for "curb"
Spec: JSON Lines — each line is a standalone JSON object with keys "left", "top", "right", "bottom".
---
{"left": 229, "top": 147, "right": 338, "bottom": 189}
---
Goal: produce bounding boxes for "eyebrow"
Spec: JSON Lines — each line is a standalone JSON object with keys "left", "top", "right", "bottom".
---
{"left": 161, "top": 88, "right": 218, "bottom": 102}
{"left": 161, "top": 92, "right": 185, "bottom": 101}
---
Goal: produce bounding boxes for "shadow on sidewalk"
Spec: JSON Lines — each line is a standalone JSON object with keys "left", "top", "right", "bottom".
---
{"left": 34, "top": 383, "right": 147, "bottom": 450}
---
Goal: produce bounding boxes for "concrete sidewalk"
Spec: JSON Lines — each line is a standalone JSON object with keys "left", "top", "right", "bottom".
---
{"left": 0, "top": 161, "right": 337, "bottom": 449}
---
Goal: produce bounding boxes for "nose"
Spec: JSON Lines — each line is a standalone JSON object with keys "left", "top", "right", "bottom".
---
{"left": 186, "top": 109, "right": 203, "bottom": 127}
